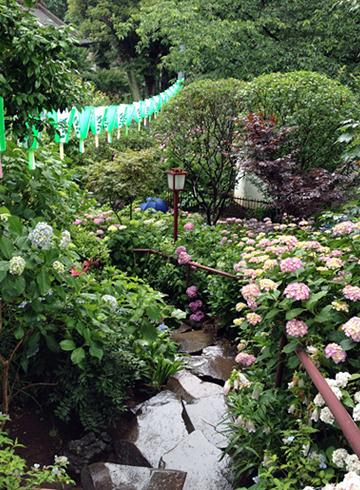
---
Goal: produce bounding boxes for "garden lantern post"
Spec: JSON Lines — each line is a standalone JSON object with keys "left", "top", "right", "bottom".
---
{"left": 166, "top": 168, "right": 187, "bottom": 243}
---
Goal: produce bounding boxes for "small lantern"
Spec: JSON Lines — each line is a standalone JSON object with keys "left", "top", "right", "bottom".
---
{"left": 166, "top": 168, "right": 187, "bottom": 192}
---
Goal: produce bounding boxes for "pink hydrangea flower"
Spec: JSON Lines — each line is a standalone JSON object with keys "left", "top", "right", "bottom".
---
{"left": 333, "top": 221, "right": 355, "bottom": 236}
{"left": 72, "top": 219, "right": 82, "bottom": 225}
{"left": 325, "top": 257, "right": 344, "bottom": 269}
{"left": 178, "top": 252, "right": 192, "bottom": 265}
{"left": 280, "top": 257, "right": 303, "bottom": 273}
{"left": 286, "top": 319, "right": 308, "bottom": 337}
{"left": 324, "top": 343, "right": 347, "bottom": 363}
{"left": 284, "top": 283, "right": 310, "bottom": 301}
{"left": 190, "top": 311, "right": 204, "bottom": 322}
{"left": 342, "top": 317, "right": 360, "bottom": 342}
{"left": 175, "top": 246, "right": 186, "bottom": 256}
{"left": 235, "top": 352, "right": 256, "bottom": 367}
{"left": 96, "top": 229, "right": 104, "bottom": 235}
{"left": 184, "top": 222, "right": 194, "bottom": 230}
{"left": 343, "top": 285, "right": 360, "bottom": 302}
{"left": 246, "top": 313, "right": 262, "bottom": 325}
{"left": 186, "top": 286, "right": 198, "bottom": 299}
{"left": 241, "top": 283, "right": 260, "bottom": 300}
{"left": 94, "top": 218, "right": 104, "bottom": 225}
{"left": 189, "top": 299, "right": 202, "bottom": 312}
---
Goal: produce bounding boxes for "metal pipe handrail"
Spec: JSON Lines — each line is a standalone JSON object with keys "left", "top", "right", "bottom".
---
{"left": 297, "top": 349, "right": 360, "bottom": 459}
{"left": 133, "top": 248, "right": 239, "bottom": 280}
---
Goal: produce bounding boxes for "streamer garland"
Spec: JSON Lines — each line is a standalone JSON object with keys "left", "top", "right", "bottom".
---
{"left": 0, "top": 79, "right": 182, "bottom": 174}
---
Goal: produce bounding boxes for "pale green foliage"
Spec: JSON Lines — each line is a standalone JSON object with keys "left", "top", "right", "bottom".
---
{"left": 85, "top": 148, "right": 165, "bottom": 219}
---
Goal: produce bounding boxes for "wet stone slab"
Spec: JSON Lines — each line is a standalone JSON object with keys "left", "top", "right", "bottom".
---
{"left": 186, "top": 345, "right": 237, "bottom": 383}
{"left": 160, "top": 430, "right": 233, "bottom": 490}
{"left": 183, "top": 394, "right": 230, "bottom": 449}
{"left": 81, "top": 463, "right": 186, "bottom": 490}
{"left": 166, "top": 369, "right": 223, "bottom": 403}
{"left": 124, "top": 391, "right": 188, "bottom": 468}
{"left": 170, "top": 330, "right": 214, "bottom": 354}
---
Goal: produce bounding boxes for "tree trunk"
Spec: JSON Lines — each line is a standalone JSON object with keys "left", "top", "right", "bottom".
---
{"left": 127, "top": 71, "right": 142, "bottom": 101}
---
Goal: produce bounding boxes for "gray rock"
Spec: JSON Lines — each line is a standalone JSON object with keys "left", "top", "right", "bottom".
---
{"left": 81, "top": 463, "right": 186, "bottom": 490}
{"left": 183, "top": 394, "right": 229, "bottom": 448}
{"left": 170, "top": 330, "right": 213, "bottom": 354}
{"left": 160, "top": 430, "right": 233, "bottom": 490}
{"left": 166, "top": 370, "right": 223, "bottom": 403}
{"left": 64, "top": 432, "right": 113, "bottom": 475}
{"left": 186, "top": 345, "right": 237, "bottom": 382}
{"left": 124, "top": 390, "right": 188, "bottom": 468}
{"left": 114, "top": 440, "right": 151, "bottom": 468}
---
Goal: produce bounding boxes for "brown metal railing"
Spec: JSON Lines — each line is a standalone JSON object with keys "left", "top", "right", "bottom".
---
{"left": 134, "top": 248, "right": 238, "bottom": 288}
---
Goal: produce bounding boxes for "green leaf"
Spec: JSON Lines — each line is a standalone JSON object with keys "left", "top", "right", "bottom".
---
{"left": 14, "top": 275, "right": 26, "bottom": 294}
{"left": 314, "top": 305, "right": 332, "bottom": 323}
{"left": 59, "top": 339, "right": 76, "bottom": 351}
{"left": 45, "top": 248, "right": 59, "bottom": 265}
{"left": 37, "top": 270, "right": 51, "bottom": 295}
{"left": 171, "top": 308, "right": 186, "bottom": 319}
{"left": 286, "top": 308, "right": 305, "bottom": 320}
{"left": 71, "top": 347, "right": 86, "bottom": 364}
{"left": 0, "top": 237, "right": 14, "bottom": 259}
{"left": 89, "top": 343, "right": 104, "bottom": 360}
{"left": 340, "top": 338, "right": 356, "bottom": 351}
{"left": 146, "top": 305, "right": 162, "bottom": 321}
{"left": 282, "top": 341, "right": 298, "bottom": 354}
{"left": 0, "top": 261, "right": 9, "bottom": 272}
{"left": 141, "top": 321, "right": 158, "bottom": 341}
{"left": 45, "top": 335, "right": 60, "bottom": 353}
{"left": 7, "top": 216, "right": 23, "bottom": 237}
{"left": 14, "top": 327, "right": 24, "bottom": 339}
{"left": 265, "top": 308, "right": 280, "bottom": 320}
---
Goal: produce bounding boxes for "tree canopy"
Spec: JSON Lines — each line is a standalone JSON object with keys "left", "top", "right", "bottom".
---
{"left": 136, "top": 0, "right": 360, "bottom": 83}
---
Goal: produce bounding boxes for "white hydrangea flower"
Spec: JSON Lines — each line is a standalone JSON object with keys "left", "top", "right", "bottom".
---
{"left": 9, "top": 256, "right": 25, "bottom": 275}
{"left": 325, "top": 378, "right": 338, "bottom": 388}
{"left": 101, "top": 294, "right": 118, "bottom": 312}
{"left": 314, "top": 393, "right": 326, "bottom": 407}
{"left": 53, "top": 261, "right": 65, "bottom": 274}
{"left": 335, "top": 372, "right": 352, "bottom": 389}
{"left": 345, "top": 454, "right": 360, "bottom": 473}
{"left": 303, "top": 487, "right": 315, "bottom": 490}
{"left": 332, "top": 448, "right": 349, "bottom": 468}
{"left": 331, "top": 386, "right": 343, "bottom": 400}
{"left": 335, "top": 471, "right": 360, "bottom": 490}
{"left": 353, "top": 404, "right": 360, "bottom": 422}
{"left": 0, "top": 213, "right": 10, "bottom": 221}
{"left": 29, "top": 222, "right": 53, "bottom": 248}
{"left": 354, "top": 391, "right": 360, "bottom": 403}
{"left": 322, "top": 484, "right": 335, "bottom": 490}
{"left": 320, "top": 407, "right": 335, "bottom": 425}
{"left": 59, "top": 230, "right": 71, "bottom": 249}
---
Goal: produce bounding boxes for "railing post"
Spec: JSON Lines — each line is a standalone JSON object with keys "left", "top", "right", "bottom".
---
{"left": 275, "top": 333, "right": 288, "bottom": 388}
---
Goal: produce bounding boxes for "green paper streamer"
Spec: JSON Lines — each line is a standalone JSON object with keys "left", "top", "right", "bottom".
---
{"left": 124, "top": 104, "right": 135, "bottom": 128}
{"left": 90, "top": 106, "right": 108, "bottom": 135}
{"left": 104, "top": 105, "right": 117, "bottom": 143}
{"left": 47, "top": 108, "right": 75, "bottom": 159}
{"left": 28, "top": 148, "right": 35, "bottom": 170}
{"left": 73, "top": 107, "right": 93, "bottom": 153}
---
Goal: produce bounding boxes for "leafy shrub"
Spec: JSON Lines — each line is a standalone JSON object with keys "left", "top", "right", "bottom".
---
{"left": 235, "top": 113, "right": 345, "bottom": 217}
{"left": 85, "top": 148, "right": 165, "bottom": 220}
{"left": 153, "top": 78, "right": 246, "bottom": 224}
{"left": 239, "top": 71, "right": 359, "bottom": 172}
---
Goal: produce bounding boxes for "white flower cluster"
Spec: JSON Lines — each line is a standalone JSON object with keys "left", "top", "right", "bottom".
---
{"left": 305, "top": 471, "right": 360, "bottom": 490}
{"left": 54, "top": 455, "right": 69, "bottom": 465}
{"left": 0, "top": 213, "right": 10, "bottom": 221}
{"left": 332, "top": 448, "right": 360, "bottom": 473}
{"left": 319, "top": 406, "right": 335, "bottom": 425}
{"left": 53, "top": 261, "right": 65, "bottom": 274}
{"left": 9, "top": 256, "right": 25, "bottom": 275}
{"left": 29, "top": 222, "right": 53, "bottom": 248}
{"left": 101, "top": 294, "right": 118, "bottom": 312}
{"left": 59, "top": 230, "right": 71, "bottom": 249}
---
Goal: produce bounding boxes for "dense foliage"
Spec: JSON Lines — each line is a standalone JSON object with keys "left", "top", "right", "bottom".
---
{"left": 154, "top": 78, "right": 245, "bottom": 224}
{"left": 0, "top": 0, "right": 84, "bottom": 138}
